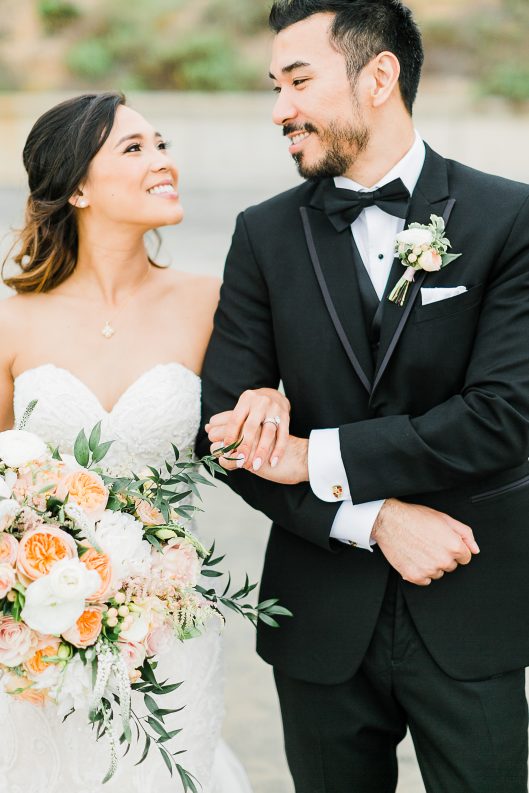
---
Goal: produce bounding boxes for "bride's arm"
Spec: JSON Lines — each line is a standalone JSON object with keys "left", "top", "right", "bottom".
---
{"left": 0, "top": 300, "right": 15, "bottom": 430}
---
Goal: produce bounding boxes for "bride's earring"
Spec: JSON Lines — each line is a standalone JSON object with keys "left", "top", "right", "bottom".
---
{"left": 78, "top": 198, "right": 88, "bottom": 208}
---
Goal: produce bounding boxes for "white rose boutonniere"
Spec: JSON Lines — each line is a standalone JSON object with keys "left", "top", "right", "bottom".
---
{"left": 389, "top": 214, "right": 462, "bottom": 306}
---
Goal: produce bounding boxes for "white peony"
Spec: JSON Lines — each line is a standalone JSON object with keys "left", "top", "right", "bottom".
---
{"left": 54, "top": 655, "right": 93, "bottom": 717}
{"left": 0, "top": 499, "right": 21, "bottom": 532}
{"left": 0, "top": 430, "right": 48, "bottom": 468}
{"left": 395, "top": 228, "right": 433, "bottom": 247}
{"left": 21, "top": 559, "right": 100, "bottom": 635}
{"left": 95, "top": 510, "right": 152, "bottom": 584}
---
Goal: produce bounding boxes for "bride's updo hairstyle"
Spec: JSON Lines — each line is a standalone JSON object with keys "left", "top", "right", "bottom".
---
{"left": 3, "top": 91, "right": 126, "bottom": 293}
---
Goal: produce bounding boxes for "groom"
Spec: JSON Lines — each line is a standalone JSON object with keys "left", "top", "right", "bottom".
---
{"left": 197, "top": 1, "right": 529, "bottom": 790}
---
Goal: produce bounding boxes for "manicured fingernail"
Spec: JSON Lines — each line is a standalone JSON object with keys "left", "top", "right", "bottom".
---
{"left": 253, "top": 457, "right": 262, "bottom": 471}
{"left": 205, "top": 423, "right": 210, "bottom": 430}
{"left": 271, "top": 456, "right": 279, "bottom": 468}
{"left": 236, "top": 456, "right": 246, "bottom": 469}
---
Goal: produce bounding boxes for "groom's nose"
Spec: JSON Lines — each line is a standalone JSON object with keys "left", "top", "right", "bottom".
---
{"left": 272, "top": 91, "right": 298, "bottom": 126}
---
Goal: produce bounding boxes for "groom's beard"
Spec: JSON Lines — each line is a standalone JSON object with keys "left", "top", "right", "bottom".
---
{"left": 285, "top": 119, "right": 370, "bottom": 180}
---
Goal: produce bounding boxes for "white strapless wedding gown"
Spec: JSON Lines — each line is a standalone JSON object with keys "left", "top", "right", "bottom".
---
{"left": 0, "top": 362, "right": 252, "bottom": 793}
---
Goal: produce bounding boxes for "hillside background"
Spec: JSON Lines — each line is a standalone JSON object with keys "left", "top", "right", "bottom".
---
{"left": 1, "top": 0, "right": 528, "bottom": 103}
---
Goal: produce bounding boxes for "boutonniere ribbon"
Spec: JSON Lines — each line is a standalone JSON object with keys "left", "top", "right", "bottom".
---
{"left": 388, "top": 214, "right": 462, "bottom": 306}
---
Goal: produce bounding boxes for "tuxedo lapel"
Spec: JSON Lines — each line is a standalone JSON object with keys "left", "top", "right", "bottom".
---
{"left": 301, "top": 180, "right": 374, "bottom": 392}
{"left": 371, "top": 146, "right": 455, "bottom": 397}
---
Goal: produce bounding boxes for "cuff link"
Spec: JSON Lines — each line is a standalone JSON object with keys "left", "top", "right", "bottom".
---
{"left": 348, "top": 541, "right": 358, "bottom": 548}
{"left": 332, "top": 484, "right": 343, "bottom": 499}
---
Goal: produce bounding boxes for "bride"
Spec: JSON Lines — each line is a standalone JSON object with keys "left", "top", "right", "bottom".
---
{"left": 0, "top": 92, "right": 289, "bottom": 792}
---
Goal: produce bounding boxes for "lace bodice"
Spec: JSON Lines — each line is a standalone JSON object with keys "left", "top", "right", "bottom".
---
{"left": 3, "top": 361, "right": 252, "bottom": 793}
{"left": 13, "top": 363, "right": 201, "bottom": 474}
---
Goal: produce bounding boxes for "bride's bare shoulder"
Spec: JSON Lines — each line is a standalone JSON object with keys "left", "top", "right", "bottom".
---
{"left": 157, "top": 268, "right": 221, "bottom": 311}
{"left": 0, "top": 292, "right": 34, "bottom": 334}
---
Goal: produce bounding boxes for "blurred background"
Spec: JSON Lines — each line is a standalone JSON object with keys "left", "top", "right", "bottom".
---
{"left": 1, "top": 2, "right": 528, "bottom": 791}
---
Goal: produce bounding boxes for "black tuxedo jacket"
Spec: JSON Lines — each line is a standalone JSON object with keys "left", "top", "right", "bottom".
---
{"left": 197, "top": 145, "right": 529, "bottom": 683}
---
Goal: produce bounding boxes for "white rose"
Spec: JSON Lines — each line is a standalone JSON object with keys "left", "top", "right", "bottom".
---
{"left": 395, "top": 228, "right": 433, "bottom": 247}
{"left": 53, "top": 655, "right": 93, "bottom": 717}
{"left": 21, "top": 560, "right": 100, "bottom": 635}
{"left": 0, "top": 476, "right": 12, "bottom": 499}
{"left": 120, "top": 612, "right": 150, "bottom": 643}
{"left": 0, "top": 430, "right": 48, "bottom": 469}
{"left": 95, "top": 511, "right": 152, "bottom": 584}
{"left": 0, "top": 499, "right": 21, "bottom": 531}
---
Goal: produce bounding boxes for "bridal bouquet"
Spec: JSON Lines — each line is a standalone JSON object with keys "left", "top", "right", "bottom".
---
{"left": 0, "top": 408, "right": 289, "bottom": 789}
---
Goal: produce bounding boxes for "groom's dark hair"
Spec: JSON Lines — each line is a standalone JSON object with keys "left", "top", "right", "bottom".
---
{"left": 269, "top": 0, "right": 423, "bottom": 114}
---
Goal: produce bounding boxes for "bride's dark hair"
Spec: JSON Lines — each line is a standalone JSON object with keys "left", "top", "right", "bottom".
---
{"left": 3, "top": 91, "right": 126, "bottom": 293}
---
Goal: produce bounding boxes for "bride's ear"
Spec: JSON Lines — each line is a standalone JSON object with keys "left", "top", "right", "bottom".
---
{"left": 69, "top": 188, "right": 89, "bottom": 209}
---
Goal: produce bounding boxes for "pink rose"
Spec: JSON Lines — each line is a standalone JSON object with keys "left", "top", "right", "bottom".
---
{"left": 0, "top": 533, "right": 18, "bottom": 566}
{"left": 0, "top": 563, "right": 16, "bottom": 598}
{"left": 0, "top": 616, "right": 38, "bottom": 667}
{"left": 118, "top": 640, "right": 146, "bottom": 672}
{"left": 154, "top": 541, "right": 201, "bottom": 589}
{"left": 145, "top": 619, "right": 174, "bottom": 657}
{"left": 418, "top": 248, "right": 442, "bottom": 272}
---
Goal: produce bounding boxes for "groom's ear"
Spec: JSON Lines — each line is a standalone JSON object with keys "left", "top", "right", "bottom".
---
{"left": 69, "top": 188, "right": 89, "bottom": 210}
{"left": 367, "top": 51, "right": 401, "bottom": 109}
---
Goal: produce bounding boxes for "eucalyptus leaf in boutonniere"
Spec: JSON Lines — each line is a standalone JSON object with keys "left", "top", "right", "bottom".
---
{"left": 388, "top": 214, "right": 462, "bottom": 306}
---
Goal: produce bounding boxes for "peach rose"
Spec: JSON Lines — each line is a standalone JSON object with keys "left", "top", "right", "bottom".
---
{"left": 62, "top": 605, "right": 103, "bottom": 648}
{"left": 24, "top": 636, "right": 61, "bottom": 677}
{"left": 3, "top": 672, "right": 49, "bottom": 704}
{"left": 135, "top": 499, "right": 164, "bottom": 527}
{"left": 0, "top": 563, "right": 16, "bottom": 598}
{"left": 80, "top": 546, "right": 113, "bottom": 602}
{"left": 0, "top": 616, "right": 38, "bottom": 666}
{"left": 154, "top": 540, "right": 201, "bottom": 589}
{"left": 118, "top": 639, "right": 146, "bottom": 672}
{"left": 17, "top": 526, "right": 77, "bottom": 584}
{"left": 0, "top": 533, "right": 18, "bottom": 565}
{"left": 418, "top": 248, "right": 442, "bottom": 272}
{"left": 57, "top": 469, "right": 108, "bottom": 519}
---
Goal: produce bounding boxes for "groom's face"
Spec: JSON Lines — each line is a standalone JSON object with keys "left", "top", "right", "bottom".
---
{"left": 269, "top": 12, "right": 370, "bottom": 180}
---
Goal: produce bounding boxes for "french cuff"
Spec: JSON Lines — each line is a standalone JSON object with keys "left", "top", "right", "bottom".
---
{"left": 308, "top": 428, "right": 351, "bottom": 502}
{"left": 330, "top": 499, "right": 385, "bottom": 551}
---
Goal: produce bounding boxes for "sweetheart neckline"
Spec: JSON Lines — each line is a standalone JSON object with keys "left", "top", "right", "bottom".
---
{"left": 14, "top": 362, "right": 201, "bottom": 416}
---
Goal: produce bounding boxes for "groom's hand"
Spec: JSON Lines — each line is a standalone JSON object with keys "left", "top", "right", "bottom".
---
{"left": 372, "top": 499, "right": 480, "bottom": 586}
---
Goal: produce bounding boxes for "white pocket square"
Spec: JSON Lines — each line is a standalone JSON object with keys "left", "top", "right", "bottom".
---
{"left": 420, "top": 286, "right": 467, "bottom": 306}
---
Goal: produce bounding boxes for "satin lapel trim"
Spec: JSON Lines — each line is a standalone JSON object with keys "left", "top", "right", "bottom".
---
{"left": 300, "top": 206, "right": 373, "bottom": 393}
{"left": 371, "top": 192, "right": 456, "bottom": 396}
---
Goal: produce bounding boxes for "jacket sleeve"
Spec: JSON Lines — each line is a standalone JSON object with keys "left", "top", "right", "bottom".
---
{"left": 339, "top": 195, "right": 529, "bottom": 503}
{"left": 197, "top": 212, "right": 341, "bottom": 551}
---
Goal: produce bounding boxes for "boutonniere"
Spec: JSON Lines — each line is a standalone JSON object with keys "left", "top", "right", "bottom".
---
{"left": 388, "top": 214, "right": 462, "bottom": 306}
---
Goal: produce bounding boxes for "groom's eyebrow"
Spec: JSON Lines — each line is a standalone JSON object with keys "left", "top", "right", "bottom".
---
{"left": 114, "top": 132, "right": 163, "bottom": 148}
{"left": 269, "top": 61, "right": 311, "bottom": 79}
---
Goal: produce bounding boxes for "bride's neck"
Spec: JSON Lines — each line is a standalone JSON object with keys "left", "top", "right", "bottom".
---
{"left": 66, "top": 231, "right": 152, "bottom": 306}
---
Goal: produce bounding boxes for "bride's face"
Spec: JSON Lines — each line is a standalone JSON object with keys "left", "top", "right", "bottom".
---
{"left": 79, "top": 105, "right": 183, "bottom": 230}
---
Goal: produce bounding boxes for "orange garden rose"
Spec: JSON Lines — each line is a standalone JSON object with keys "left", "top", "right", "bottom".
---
{"left": 135, "top": 499, "right": 164, "bottom": 526}
{"left": 57, "top": 469, "right": 109, "bottom": 518}
{"left": 0, "top": 532, "right": 18, "bottom": 565}
{"left": 80, "top": 546, "right": 113, "bottom": 602}
{"left": 24, "top": 636, "right": 61, "bottom": 679}
{"left": 17, "top": 526, "right": 77, "bottom": 584}
{"left": 3, "top": 672, "right": 49, "bottom": 705}
{"left": 62, "top": 605, "right": 103, "bottom": 648}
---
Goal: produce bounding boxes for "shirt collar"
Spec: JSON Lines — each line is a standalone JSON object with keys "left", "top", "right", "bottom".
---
{"left": 334, "top": 130, "right": 426, "bottom": 195}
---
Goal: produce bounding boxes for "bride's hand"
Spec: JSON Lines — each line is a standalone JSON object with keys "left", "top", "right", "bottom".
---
{"left": 205, "top": 388, "right": 290, "bottom": 472}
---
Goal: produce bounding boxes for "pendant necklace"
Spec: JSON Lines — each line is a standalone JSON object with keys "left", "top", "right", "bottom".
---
{"left": 101, "top": 266, "right": 152, "bottom": 340}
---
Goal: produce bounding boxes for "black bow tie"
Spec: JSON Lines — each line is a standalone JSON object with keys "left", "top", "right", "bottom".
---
{"left": 323, "top": 177, "right": 410, "bottom": 232}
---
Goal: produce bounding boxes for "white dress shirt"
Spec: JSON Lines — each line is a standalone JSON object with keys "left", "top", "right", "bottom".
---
{"left": 308, "top": 132, "right": 426, "bottom": 549}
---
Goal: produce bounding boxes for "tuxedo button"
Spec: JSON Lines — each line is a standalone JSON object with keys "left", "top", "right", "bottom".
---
{"left": 332, "top": 485, "right": 343, "bottom": 499}
{"left": 348, "top": 541, "right": 358, "bottom": 548}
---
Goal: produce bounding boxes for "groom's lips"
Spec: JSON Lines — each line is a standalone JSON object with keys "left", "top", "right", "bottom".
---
{"left": 287, "top": 131, "right": 311, "bottom": 154}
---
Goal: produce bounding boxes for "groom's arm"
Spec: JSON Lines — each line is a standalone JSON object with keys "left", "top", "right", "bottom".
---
{"left": 330, "top": 195, "right": 529, "bottom": 503}
{"left": 198, "top": 212, "right": 341, "bottom": 552}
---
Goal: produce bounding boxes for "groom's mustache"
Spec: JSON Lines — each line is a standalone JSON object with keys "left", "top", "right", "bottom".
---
{"left": 283, "top": 122, "right": 318, "bottom": 137}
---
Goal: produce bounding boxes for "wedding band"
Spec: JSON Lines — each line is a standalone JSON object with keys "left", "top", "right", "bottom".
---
{"left": 263, "top": 415, "right": 281, "bottom": 428}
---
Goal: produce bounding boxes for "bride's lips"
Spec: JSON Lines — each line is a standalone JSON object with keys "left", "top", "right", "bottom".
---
{"left": 146, "top": 180, "right": 179, "bottom": 200}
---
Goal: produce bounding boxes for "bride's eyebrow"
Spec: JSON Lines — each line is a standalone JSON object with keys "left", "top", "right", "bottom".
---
{"left": 113, "top": 132, "right": 162, "bottom": 149}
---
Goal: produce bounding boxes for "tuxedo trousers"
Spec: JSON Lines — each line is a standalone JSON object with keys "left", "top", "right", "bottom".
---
{"left": 274, "top": 571, "right": 528, "bottom": 793}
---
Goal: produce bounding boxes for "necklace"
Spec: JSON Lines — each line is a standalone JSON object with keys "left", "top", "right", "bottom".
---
{"left": 100, "top": 266, "right": 152, "bottom": 339}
